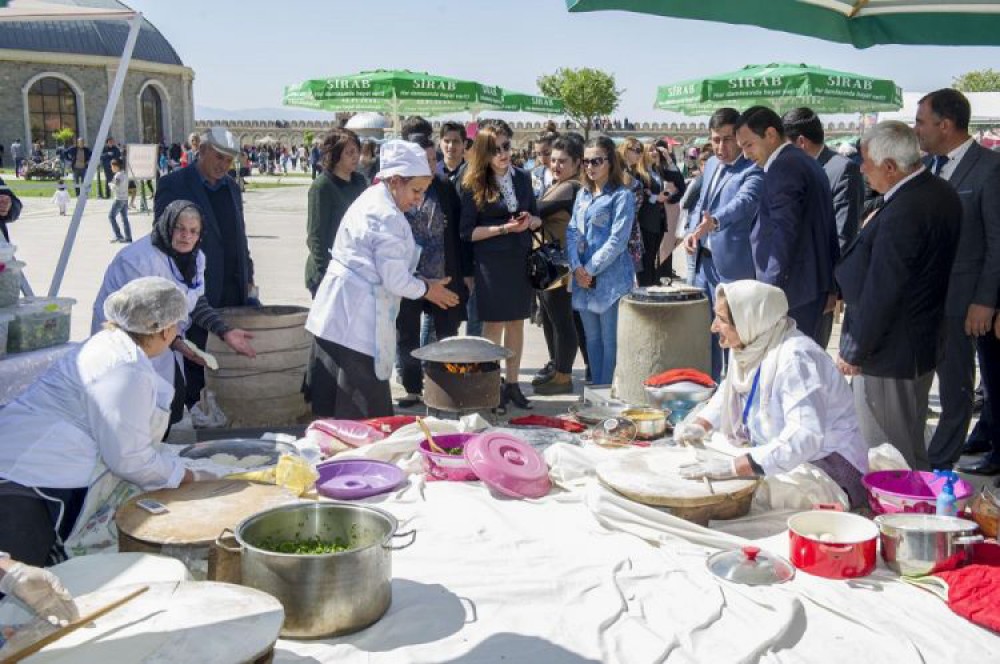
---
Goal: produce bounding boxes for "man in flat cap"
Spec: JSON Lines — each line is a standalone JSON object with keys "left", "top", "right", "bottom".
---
{"left": 155, "top": 127, "right": 256, "bottom": 406}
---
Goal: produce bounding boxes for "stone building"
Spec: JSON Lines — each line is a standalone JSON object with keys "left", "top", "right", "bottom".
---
{"left": 0, "top": 0, "right": 194, "bottom": 151}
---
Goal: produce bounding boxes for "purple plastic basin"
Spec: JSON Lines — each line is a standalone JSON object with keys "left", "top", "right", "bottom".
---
{"left": 316, "top": 459, "right": 407, "bottom": 500}
{"left": 418, "top": 433, "right": 479, "bottom": 482}
{"left": 862, "top": 470, "right": 974, "bottom": 515}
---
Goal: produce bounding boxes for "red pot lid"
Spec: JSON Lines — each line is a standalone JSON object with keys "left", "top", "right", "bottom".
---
{"left": 464, "top": 432, "right": 551, "bottom": 499}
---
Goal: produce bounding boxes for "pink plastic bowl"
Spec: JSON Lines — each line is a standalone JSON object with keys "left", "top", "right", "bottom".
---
{"left": 862, "top": 470, "right": 974, "bottom": 515}
{"left": 418, "top": 433, "right": 479, "bottom": 482}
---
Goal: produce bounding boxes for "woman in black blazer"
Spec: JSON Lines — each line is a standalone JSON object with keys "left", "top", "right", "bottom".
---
{"left": 459, "top": 121, "right": 541, "bottom": 409}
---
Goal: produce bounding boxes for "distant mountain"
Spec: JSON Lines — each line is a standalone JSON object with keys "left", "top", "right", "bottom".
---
{"left": 195, "top": 105, "right": 339, "bottom": 122}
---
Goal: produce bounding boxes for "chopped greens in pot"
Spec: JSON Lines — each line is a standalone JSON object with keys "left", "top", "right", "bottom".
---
{"left": 254, "top": 535, "right": 352, "bottom": 554}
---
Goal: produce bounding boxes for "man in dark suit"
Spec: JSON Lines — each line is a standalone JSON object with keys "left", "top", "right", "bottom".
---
{"left": 0, "top": 177, "right": 23, "bottom": 243}
{"left": 914, "top": 89, "right": 1000, "bottom": 472}
{"left": 683, "top": 107, "right": 763, "bottom": 380}
{"left": 782, "top": 107, "right": 864, "bottom": 350}
{"left": 155, "top": 126, "right": 255, "bottom": 405}
{"left": 736, "top": 106, "right": 839, "bottom": 343}
{"left": 835, "top": 121, "right": 961, "bottom": 470}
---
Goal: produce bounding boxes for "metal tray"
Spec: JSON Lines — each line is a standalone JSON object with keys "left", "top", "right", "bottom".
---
{"left": 178, "top": 438, "right": 299, "bottom": 471}
{"left": 567, "top": 403, "right": 628, "bottom": 425}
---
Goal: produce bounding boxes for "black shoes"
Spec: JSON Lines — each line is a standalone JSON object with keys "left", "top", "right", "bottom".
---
{"left": 500, "top": 381, "right": 532, "bottom": 410}
{"left": 397, "top": 393, "right": 422, "bottom": 409}
{"left": 531, "top": 361, "right": 556, "bottom": 386}
{"left": 958, "top": 458, "right": 1000, "bottom": 476}
{"left": 961, "top": 439, "right": 993, "bottom": 456}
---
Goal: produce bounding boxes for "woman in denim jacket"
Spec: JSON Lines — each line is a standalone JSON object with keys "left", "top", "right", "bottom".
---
{"left": 566, "top": 136, "right": 636, "bottom": 385}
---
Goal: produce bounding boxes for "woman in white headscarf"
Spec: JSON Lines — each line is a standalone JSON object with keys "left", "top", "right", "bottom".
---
{"left": 305, "top": 140, "right": 460, "bottom": 418}
{"left": 675, "top": 280, "right": 869, "bottom": 507}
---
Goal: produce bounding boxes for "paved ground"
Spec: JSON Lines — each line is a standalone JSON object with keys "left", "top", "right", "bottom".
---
{"left": 5, "top": 174, "right": 992, "bottom": 490}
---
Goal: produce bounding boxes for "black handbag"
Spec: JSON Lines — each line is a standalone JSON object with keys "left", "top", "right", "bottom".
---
{"left": 527, "top": 229, "right": 569, "bottom": 291}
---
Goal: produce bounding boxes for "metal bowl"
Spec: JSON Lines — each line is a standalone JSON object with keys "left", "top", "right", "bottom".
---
{"left": 874, "top": 514, "right": 983, "bottom": 577}
{"left": 645, "top": 385, "right": 715, "bottom": 424}
{"left": 621, "top": 408, "right": 670, "bottom": 440}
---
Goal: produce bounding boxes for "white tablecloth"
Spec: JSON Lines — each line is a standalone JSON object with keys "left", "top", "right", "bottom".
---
{"left": 269, "top": 443, "right": 1000, "bottom": 663}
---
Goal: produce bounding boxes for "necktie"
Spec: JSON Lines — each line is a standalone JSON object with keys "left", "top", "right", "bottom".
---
{"left": 934, "top": 155, "right": 950, "bottom": 176}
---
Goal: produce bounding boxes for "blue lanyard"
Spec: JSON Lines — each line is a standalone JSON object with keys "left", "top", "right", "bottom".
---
{"left": 742, "top": 367, "right": 762, "bottom": 431}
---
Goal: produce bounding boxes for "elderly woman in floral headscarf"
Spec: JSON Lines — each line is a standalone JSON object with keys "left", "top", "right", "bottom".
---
{"left": 675, "top": 280, "right": 869, "bottom": 507}
{"left": 93, "top": 200, "right": 257, "bottom": 426}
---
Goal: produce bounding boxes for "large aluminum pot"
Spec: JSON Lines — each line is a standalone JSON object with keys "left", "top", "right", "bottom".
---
{"left": 218, "top": 502, "right": 415, "bottom": 638}
{"left": 874, "top": 513, "right": 983, "bottom": 577}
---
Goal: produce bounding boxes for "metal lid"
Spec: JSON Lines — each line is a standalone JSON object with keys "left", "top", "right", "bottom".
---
{"left": 627, "top": 283, "right": 707, "bottom": 303}
{"left": 411, "top": 336, "right": 514, "bottom": 363}
{"left": 591, "top": 417, "right": 638, "bottom": 447}
{"left": 706, "top": 546, "right": 795, "bottom": 586}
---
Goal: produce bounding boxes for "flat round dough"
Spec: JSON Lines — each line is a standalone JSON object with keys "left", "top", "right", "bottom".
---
{"left": 0, "top": 581, "right": 283, "bottom": 663}
{"left": 596, "top": 447, "right": 758, "bottom": 507}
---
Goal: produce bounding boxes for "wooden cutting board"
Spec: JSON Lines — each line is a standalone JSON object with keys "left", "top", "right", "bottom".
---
{"left": 116, "top": 480, "right": 298, "bottom": 547}
{"left": 0, "top": 581, "right": 284, "bottom": 663}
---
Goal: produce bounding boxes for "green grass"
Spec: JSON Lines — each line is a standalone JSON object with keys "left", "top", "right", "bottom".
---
{"left": 2, "top": 179, "right": 101, "bottom": 199}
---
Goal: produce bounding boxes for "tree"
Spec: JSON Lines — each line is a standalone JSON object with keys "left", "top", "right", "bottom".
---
{"left": 303, "top": 130, "right": 315, "bottom": 146}
{"left": 953, "top": 68, "right": 1000, "bottom": 92}
{"left": 537, "top": 68, "right": 622, "bottom": 139}
{"left": 52, "top": 127, "right": 75, "bottom": 148}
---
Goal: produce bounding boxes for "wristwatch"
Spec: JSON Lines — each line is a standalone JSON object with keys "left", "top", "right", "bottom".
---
{"left": 499, "top": 225, "right": 509, "bottom": 235}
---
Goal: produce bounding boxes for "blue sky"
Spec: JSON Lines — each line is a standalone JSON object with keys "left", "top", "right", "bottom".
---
{"left": 129, "top": 0, "right": 996, "bottom": 120}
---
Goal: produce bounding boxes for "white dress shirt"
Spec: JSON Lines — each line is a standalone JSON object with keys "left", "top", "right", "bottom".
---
{"left": 938, "top": 137, "right": 975, "bottom": 181}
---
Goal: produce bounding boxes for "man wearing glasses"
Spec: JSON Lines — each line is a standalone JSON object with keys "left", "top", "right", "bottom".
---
{"left": 683, "top": 107, "right": 763, "bottom": 381}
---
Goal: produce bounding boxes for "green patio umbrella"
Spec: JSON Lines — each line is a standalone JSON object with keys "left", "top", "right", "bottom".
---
{"left": 501, "top": 91, "right": 565, "bottom": 115}
{"left": 283, "top": 70, "right": 505, "bottom": 124}
{"left": 655, "top": 63, "right": 902, "bottom": 115}
{"left": 566, "top": 1, "right": 1000, "bottom": 49}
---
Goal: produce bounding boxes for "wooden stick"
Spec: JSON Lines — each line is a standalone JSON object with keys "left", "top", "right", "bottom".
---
{"left": 5, "top": 585, "right": 150, "bottom": 663}
{"left": 416, "top": 417, "right": 447, "bottom": 455}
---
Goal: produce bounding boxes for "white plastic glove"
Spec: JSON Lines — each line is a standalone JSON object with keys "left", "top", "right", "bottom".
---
{"left": 0, "top": 562, "right": 79, "bottom": 626}
{"left": 673, "top": 420, "right": 708, "bottom": 445}
{"left": 679, "top": 458, "right": 738, "bottom": 481}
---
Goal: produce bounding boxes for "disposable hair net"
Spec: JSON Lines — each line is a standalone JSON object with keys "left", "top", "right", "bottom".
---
{"left": 103, "top": 276, "right": 189, "bottom": 334}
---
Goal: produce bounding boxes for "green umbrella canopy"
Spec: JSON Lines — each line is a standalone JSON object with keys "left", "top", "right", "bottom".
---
{"left": 655, "top": 63, "right": 902, "bottom": 115}
{"left": 283, "top": 69, "right": 505, "bottom": 115}
{"left": 501, "top": 91, "right": 565, "bottom": 114}
{"left": 566, "top": 0, "right": 1000, "bottom": 49}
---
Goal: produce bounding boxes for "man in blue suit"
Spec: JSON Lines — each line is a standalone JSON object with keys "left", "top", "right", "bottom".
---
{"left": 736, "top": 106, "right": 839, "bottom": 343}
{"left": 683, "top": 107, "right": 763, "bottom": 380}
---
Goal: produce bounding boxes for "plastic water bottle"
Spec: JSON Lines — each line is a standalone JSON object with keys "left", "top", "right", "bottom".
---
{"left": 935, "top": 470, "right": 959, "bottom": 517}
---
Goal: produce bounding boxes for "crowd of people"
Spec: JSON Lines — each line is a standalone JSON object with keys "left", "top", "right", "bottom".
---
{"left": 0, "top": 86, "right": 999, "bottom": 623}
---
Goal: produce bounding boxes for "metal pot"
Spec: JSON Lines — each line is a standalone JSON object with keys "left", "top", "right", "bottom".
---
{"left": 217, "top": 502, "right": 415, "bottom": 638}
{"left": 788, "top": 511, "right": 878, "bottom": 579}
{"left": 874, "top": 513, "right": 983, "bottom": 577}
{"left": 621, "top": 408, "right": 669, "bottom": 440}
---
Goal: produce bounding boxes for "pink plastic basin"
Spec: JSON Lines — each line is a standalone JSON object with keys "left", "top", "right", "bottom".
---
{"left": 418, "top": 433, "right": 479, "bottom": 482}
{"left": 862, "top": 470, "right": 974, "bottom": 515}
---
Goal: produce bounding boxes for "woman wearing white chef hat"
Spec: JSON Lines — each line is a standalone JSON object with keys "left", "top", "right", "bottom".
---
{"left": 0, "top": 277, "right": 228, "bottom": 568}
{"left": 675, "top": 280, "right": 869, "bottom": 507}
{"left": 305, "top": 139, "right": 460, "bottom": 418}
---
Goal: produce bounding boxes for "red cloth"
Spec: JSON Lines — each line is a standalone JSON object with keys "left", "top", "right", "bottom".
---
{"left": 644, "top": 368, "right": 716, "bottom": 388}
{"left": 933, "top": 542, "right": 1000, "bottom": 633}
{"left": 362, "top": 415, "right": 417, "bottom": 434}
{"left": 508, "top": 415, "right": 587, "bottom": 433}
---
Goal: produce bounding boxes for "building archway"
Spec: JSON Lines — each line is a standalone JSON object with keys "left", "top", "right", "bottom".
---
{"left": 138, "top": 80, "right": 173, "bottom": 144}
{"left": 22, "top": 73, "right": 85, "bottom": 148}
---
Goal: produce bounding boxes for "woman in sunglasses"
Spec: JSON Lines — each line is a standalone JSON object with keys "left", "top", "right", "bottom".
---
{"left": 460, "top": 121, "right": 541, "bottom": 410}
{"left": 565, "top": 136, "right": 636, "bottom": 386}
{"left": 619, "top": 138, "right": 666, "bottom": 287}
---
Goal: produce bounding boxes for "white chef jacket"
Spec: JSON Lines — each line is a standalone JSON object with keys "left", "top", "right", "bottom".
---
{"left": 91, "top": 235, "right": 206, "bottom": 385}
{"left": 306, "top": 183, "right": 427, "bottom": 358}
{"left": 699, "top": 332, "right": 869, "bottom": 476}
{"left": 0, "top": 328, "right": 186, "bottom": 490}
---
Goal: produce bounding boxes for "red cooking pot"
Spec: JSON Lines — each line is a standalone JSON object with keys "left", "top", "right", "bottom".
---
{"left": 788, "top": 511, "right": 878, "bottom": 579}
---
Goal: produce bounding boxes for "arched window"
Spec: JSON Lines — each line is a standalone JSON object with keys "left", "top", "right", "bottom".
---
{"left": 141, "top": 85, "right": 164, "bottom": 144}
{"left": 28, "top": 77, "right": 78, "bottom": 148}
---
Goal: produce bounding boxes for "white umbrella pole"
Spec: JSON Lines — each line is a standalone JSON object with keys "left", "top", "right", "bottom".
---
{"left": 48, "top": 13, "right": 142, "bottom": 297}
